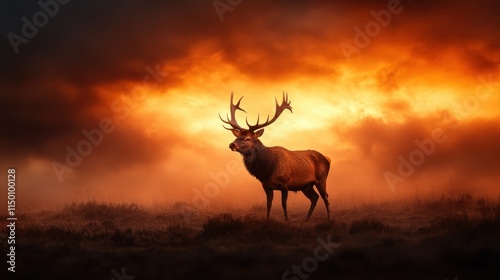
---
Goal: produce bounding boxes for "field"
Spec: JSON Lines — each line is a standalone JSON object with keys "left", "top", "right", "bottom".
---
{"left": 3, "top": 192, "right": 500, "bottom": 280}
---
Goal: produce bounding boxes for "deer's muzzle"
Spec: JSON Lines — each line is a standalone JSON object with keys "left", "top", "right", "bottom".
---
{"left": 229, "top": 142, "right": 238, "bottom": 151}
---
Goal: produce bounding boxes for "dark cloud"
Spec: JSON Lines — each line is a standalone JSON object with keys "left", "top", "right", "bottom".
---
{"left": 462, "top": 50, "right": 498, "bottom": 74}
{"left": 0, "top": 1, "right": 219, "bottom": 169}
{"left": 341, "top": 115, "right": 500, "bottom": 183}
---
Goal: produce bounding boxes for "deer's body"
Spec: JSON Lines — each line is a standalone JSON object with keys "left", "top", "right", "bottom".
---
{"left": 244, "top": 144, "right": 330, "bottom": 191}
{"left": 221, "top": 92, "right": 331, "bottom": 221}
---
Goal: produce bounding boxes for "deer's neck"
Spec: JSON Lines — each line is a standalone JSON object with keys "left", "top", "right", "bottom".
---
{"left": 243, "top": 142, "right": 276, "bottom": 182}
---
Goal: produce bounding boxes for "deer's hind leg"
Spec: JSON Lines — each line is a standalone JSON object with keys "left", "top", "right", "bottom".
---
{"left": 281, "top": 189, "right": 289, "bottom": 221}
{"left": 315, "top": 180, "right": 330, "bottom": 221}
{"left": 302, "top": 184, "right": 319, "bottom": 221}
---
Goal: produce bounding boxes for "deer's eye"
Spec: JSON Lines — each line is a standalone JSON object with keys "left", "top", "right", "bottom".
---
{"left": 244, "top": 137, "right": 251, "bottom": 142}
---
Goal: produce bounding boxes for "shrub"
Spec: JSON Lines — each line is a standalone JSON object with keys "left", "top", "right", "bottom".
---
{"left": 349, "top": 219, "right": 387, "bottom": 234}
{"left": 201, "top": 213, "right": 244, "bottom": 238}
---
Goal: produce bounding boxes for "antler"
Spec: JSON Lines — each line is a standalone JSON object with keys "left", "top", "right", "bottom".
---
{"left": 219, "top": 91, "right": 246, "bottom": 131}
{"left": 246, "top": 91, "right": 293, "bottom": 132}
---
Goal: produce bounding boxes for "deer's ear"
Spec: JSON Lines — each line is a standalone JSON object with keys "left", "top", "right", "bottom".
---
{"left": 231, "top": 129, "right": 241, "bottom": 137}
{"left": 254, "top": 129, "right": 264, "bottom": 137}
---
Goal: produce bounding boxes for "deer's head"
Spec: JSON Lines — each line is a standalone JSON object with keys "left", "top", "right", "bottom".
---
{"left": 220, "top": 91, "right": 292, "bottom": 155}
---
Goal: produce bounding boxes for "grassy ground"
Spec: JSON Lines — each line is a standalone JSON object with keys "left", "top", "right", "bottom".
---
{"left": 3, "top": 193, "right": 500, "bottom": 279}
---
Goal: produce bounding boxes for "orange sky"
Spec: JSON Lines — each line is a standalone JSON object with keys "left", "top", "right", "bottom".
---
{"left": 1, "top": 0, "right": 499, "bottom": 210}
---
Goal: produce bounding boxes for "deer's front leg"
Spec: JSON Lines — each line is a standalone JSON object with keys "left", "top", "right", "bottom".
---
{"left": 263, "top": 186, "right": 273, "bottom": 219}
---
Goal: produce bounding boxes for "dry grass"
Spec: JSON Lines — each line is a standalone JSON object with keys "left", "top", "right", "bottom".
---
{"left": 3, "top": 193, "right": 500, "bottom": 279}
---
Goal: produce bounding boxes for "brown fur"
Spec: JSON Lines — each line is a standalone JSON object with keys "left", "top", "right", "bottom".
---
{"left": 229, "top": 129, "right": 331, "bottom": 221}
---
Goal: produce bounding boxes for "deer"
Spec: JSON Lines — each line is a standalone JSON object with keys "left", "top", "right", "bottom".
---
{"left": 220, "top": 91, "right": 331, "bottom": 221}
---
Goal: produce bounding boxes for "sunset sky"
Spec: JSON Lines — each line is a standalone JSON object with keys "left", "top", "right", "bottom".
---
{"left": 1, "top": 0, "right": 499, "bottom": 210}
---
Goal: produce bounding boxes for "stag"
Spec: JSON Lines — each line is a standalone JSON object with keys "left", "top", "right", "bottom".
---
{"left": 220, "top": 92, "right": 331, "bottom": 221}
